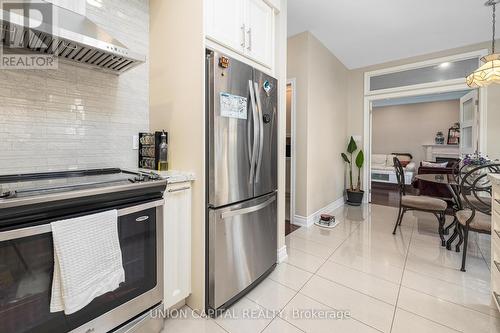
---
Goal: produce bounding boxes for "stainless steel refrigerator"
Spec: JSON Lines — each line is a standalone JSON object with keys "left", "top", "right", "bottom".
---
{"left": 206, "top": 49, "right": 278, "bottom": 311}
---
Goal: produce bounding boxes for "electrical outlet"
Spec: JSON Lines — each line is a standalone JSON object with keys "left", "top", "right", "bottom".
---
{"left": 132, "top": 135, "right": 139, "bottom": 150}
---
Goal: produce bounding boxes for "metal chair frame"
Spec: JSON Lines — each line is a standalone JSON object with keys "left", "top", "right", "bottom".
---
{"left": 455, "top": 163, "right": 500, "bottom": 272}
{"left": 392, "top": 157, "right": 448, "bottom": 246}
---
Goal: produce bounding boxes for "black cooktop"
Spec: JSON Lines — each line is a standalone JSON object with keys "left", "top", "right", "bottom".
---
{"left": 0, "top": 168, "right": 162, "bottom": 200}
{"left": 0, "top": 168, "right": 167, "bottom": 230}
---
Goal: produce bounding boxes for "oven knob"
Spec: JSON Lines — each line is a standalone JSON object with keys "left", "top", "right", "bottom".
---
{"left": 148, "top": 172, "right": 160, "bottom": 180}
{"left": 134, "top": 175, "right": 145, "bottom": 182}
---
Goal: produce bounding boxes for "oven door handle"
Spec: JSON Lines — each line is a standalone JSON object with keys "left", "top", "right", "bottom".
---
{"left": 0, "top": 200, "right": 164, "bottom": 242}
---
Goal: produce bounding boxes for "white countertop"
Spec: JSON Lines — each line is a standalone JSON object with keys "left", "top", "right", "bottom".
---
{"left": 139, "top": 169, "right": 195, "bottom": 184}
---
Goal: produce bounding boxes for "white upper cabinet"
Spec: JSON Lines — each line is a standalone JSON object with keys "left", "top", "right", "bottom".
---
{"left": 245, "top": 0, "right": 273, "bottom": 67}
{"left": 206, "top": 0, "right": 245, "bottom": 52}
{"left": 206, "top": 0, "right": 274, "bottom": 68}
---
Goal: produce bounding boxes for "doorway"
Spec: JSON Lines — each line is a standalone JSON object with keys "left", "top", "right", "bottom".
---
{"left": 369, "top": 91, "right": 475, "bottom": 207}
{"left": 362, "top": 50, "right": 488, "bottom": 202}
{"left": 285, "top": 80, "right": 299, "bottom": 236}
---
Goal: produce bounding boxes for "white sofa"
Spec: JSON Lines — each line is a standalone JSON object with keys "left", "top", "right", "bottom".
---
{"left": 371, "top": 154, "right": 415, "bottom": 184}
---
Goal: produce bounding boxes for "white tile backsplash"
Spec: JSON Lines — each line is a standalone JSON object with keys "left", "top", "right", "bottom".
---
{"left": 0, "top": 0, "right": 149, "bottom": 175}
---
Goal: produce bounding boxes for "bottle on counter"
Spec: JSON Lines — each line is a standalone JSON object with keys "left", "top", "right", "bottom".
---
{"left": 158, "top": 131, "right": 168, "bottom": 171}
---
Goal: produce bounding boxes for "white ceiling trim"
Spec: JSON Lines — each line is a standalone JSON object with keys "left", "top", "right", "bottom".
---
{"left": 372, "top": 90, "right": 470, "bottom": 108}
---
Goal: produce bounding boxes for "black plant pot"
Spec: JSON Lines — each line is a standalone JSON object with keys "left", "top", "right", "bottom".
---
{"left": 346, "top": 190, "right": 364, "bottom": 206}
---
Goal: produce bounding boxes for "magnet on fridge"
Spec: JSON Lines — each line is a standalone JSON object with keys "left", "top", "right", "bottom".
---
{"left": 219, "top": 56, "right": 230, "bottom": 68}
{"left": 263, "top": 80, "right": 272, "bottom": 96}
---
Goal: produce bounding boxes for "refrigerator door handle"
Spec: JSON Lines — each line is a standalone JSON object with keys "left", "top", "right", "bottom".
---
{"left": 254, "top": 82, "right": 265, "bottom": 183}
{"left": 247, "top": 100, "right": 252, "bottom": 164}
{"left": 220, "top": 195, "right": 276, "bottom": 219}
{"left": 248, "top": 80, "right": 259, "bottom": 184}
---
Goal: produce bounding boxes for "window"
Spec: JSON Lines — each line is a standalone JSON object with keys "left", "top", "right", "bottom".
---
{"left": 365, "top": 52, "right": 485, "bottom": 94}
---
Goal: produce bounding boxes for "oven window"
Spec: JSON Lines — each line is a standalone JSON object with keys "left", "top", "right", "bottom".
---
{"left": 0, "top": 207, "right": 157, "bottom": 333}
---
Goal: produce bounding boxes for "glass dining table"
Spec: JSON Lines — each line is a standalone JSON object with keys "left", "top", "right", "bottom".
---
{"left": 414, "top": 173, "right": 463, "bottom": 250}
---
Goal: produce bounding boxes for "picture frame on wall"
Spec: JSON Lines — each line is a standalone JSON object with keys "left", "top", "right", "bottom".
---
{"left": 447, "top": 126, "right": 460, "bottom": 145}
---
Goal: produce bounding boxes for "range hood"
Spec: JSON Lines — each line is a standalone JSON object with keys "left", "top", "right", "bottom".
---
{"left": 0, "top": 2, "right": 145, "bottom": 74}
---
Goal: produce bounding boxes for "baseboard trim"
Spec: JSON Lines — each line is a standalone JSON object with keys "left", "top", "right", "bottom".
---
{"left": 291, "top": 215, "right": 308, "bottom": 227}
{"left": 292, "top": 197, "right": 344, "bottom": 228}
{"left": 277, "top": 245, "right": 288, "bottom": 263}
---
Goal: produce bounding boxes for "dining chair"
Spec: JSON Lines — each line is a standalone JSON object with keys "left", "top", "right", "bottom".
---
{"left": 442, "top": 159, "right": 462, "bottom": 236}
{"left": 443, "top": 161, "right": 467, "bottom": 250}
{"left": 392, "top": 157, "right": 448, "bottom": 246}
{"left": 455, "top": 163, "right": 500, "bottom": 272}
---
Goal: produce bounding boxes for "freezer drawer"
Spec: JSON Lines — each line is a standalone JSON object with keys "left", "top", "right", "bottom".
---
{"left": 208, "top": 192, "right": 277, "bottom": 310}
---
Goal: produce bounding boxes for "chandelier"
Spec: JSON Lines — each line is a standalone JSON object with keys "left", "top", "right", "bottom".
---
{"left": 466, "top": 0, "right": 500, "bottom": 87}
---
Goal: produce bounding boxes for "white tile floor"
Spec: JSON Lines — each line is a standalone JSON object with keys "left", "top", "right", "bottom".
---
{"left": 162, "top": 204, "right": 500, "bottom": 333}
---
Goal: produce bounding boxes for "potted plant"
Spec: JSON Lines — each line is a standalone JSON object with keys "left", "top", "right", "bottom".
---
{"left": 341, "top": 136, "right": 365, "bottom": 206}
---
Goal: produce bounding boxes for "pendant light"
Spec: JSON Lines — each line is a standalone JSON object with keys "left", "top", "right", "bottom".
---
{"left": 466, "top": 0, "right": 500, "bottom": 87}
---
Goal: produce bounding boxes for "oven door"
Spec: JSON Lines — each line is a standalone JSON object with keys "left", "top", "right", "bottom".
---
{"left": 0, "top": 200, "right": 164, "bottom": 333}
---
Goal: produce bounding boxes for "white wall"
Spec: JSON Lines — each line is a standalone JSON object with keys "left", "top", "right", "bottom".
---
{"left": 287, "top": 32, "right": 349, "bottom": 218}
{"left": 307, "top": 33, "right": 349, "bottom": 216}
{"left": 287, "top": 32, "right": 310, "bottom": 217}
{"left": 149, "top": 0, "right": 205, "bottom": 310}
{"left": 372, "top": 100, "right": 460, "bottom": 166}
{"left": 487, "top": 85, "right": 500, "bottom": 161}
{"left": 0, "top": 0, "right": 149, "bottom": 174}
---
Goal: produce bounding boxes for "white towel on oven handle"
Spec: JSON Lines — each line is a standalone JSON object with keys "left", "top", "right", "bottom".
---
{"left": 50, "top": 209, "right": 125, "bottom": 314}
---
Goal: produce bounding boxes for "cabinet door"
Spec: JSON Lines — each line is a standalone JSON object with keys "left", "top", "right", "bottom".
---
{"left": 206, "top": 0, "right": 245, "bottom": 52}
{"left": 163, "top": 183, "right": 192, "bottom": 310}
{"left": 245, "top": 0, "right": 273, "bottom": 67}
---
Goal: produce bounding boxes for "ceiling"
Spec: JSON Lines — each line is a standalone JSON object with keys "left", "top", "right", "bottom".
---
{"left": 288, "top": 0, "right": 493, "bottom": 69}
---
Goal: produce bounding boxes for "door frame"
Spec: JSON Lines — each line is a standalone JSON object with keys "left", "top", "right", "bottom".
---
{"left": 459, "top": 90, "right": 480, "bottom": 155}
{"left": 363, "top": 49, "right": 489, "bottom": 202}
{"left": 287, "top": 78, "right": 297, "bottom": 225}
{"left": 363, "top": 84, "right": 487, "bottom": 202}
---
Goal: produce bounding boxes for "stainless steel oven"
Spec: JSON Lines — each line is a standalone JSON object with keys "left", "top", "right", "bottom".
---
{"left": 0, "top": 199, "right": 164, "bottom": 333}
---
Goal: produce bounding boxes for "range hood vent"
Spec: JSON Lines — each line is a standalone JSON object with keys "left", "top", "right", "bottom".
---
{"left": 0, "top": 3, "right": 145, "bottom": 74}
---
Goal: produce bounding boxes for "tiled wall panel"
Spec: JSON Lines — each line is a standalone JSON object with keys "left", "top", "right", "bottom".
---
{"left": 0, "top": 0, "right": 149, "bottom": 174}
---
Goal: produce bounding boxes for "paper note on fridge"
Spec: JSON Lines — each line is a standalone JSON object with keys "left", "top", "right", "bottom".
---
{"left": 220, "top": 93, "right": 247, "bottom": 119}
